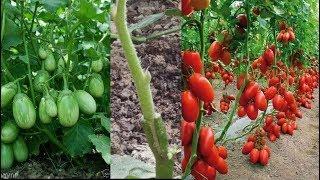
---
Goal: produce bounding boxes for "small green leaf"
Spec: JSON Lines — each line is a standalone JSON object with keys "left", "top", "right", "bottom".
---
{"left": 2, "top": 18, "right": 22, "bottom": 49}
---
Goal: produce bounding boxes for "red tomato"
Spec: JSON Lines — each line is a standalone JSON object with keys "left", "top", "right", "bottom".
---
{"left": 249, "top": 149, "right": 260, "bottom": 164}
{"left": 199, "top": 127, "right": 214, "bottom": 157}
{"left": 284, "top": 91, "right": 295, "bottom": 104}
{"left": 182, "top": 51, "right": 203, "bottom": 73}
{"left": 277, "top": 32, "right": 283, "bottom": 42}
{"left": 244, "top": 82, "right": 260, "bottom": 101}
{"left": 268, "top": 77, "right": 280, "bottom": 87}
{"left": 268, "top": 133, "right": 277, "bottom": 142}
{"left": 190, "top": 0, "right": 210, "bottom": 10}
{"left": 221, "top": 50, "right": 231, "bottom": 65}
{"left": 281, "top": 122, "right": 288, "bottom": 134}
{"left": 277, "top": 118, "right": 286, "bottom": 126}
{"left": 191, "top": 159, "right": 209, "bottom": 179}
{"left": 189, "top": 73, "right": 214, "bottom": 102}
{"left": 218, "top": 146, "right": 228, "bottom": 159}
{"left": 265, "top": 115, "right": 273, "bottom": 126}
{"left": 282, "top": 32, "right": 290, "bottom": 43}
{"left": 205, "top": 146, "right": 220, "bottom": 167}
{"left": 214, "top": 157, "right": 228, "bottom": 174}
{"left": 237, "top": 106, "right": 246, "bottom": 117}
{"left": 206, "top": 165, "right": 217, "bottom": 180}
{"left": 273, "top": 124, "right": 281, "bottom": 138}
{"left": 247, "top": 134, "right": 256, "bottom": 142}
{"left": 182, "top": 156, "right": 189, "bottom": 172}
{"left": 242, "top": 141, "right": 254, "bottom": 155}
{"left": 288, "top": 30, "right": 295, "bottom": 41}
{"left": 287, "top": 124, "right": 294, "bottom": 135}
{"left": 263, "top": 145, "right": 271, "bottom": 157}
{"left": 255, "top": 91, "right": 267, "bottom": 111}
{"left": 246, "top": 103, "right": 258, "bottom": 120}
{"left": 181, "top": 120, "right": 195, "bottom": 146}
{"left": 263, "top": 49, "right": 274, "bottom": 66}
{"left": 259, "top": 149, "right": 269, "bottom": 166}
{"left": 208, "top": 41, "right": 222, "bottom": 61}
{"left": 236, "top": 14, "right": 248, "bottom": 28}
{"left": 181, "top": 0, "right": 194, "bottom": 16}
{"left": 276, "top": 111, "right": 286, "bottom": 119}
{"left": 237, "top": 74, "right": 246, "bottom": 90}
{"left": 205, "top": 71, "right": 212, "bottom": 79}
{"left": 182, "top": 91, "right": 199, "bottom": 122}
{"left": 272, "top": 95, "right": 285, "bottom": 111}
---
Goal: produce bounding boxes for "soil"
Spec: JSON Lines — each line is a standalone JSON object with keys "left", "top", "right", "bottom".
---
{"left": 1, "top": 150, "right": 109, "bottom": 179}
{"left": 110, "top": 0, "right": 181, "bottom": 176}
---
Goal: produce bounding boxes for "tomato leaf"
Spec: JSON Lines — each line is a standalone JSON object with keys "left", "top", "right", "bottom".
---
{"left": 2, "top": 18, "right": 22, "bottom": 50}
{"left": 88, "top": 134, "right": 110, "bottom": 164}
{"left": 62, "top": 119, "right": 94, "bottom": 157}
{"left": 75, "top": 0, "right": 107, "bottom": 23}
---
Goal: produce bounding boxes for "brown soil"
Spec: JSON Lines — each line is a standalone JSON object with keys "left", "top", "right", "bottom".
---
{"left": 110, "top": 0, "right": 181, "bottom": 176}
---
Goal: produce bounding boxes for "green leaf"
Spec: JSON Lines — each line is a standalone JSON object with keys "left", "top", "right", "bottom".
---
{"left": 88, "top": 134, "right": 110, "bottom": 164}
{"left": 37, "top": 0, "right": 69, "bottom": 12}
{"left": 128, "top": 13, "right": 164, "bottom": 32}
{"left": 2, "top": 18, "right": 22, "bottom": 50}
{"left": 100, "top": 115, "right": 110, "bottom": 133}
{"left": 62, "top": 119, "right": 94, "bottom": 157}
{"left": 257, "top": 16, "right": 268, "bottom": 29}
{"left": 111, "top": 155, "right": 155, "bottom": 179}
{"left": 75, "top": 0, "right": 107, "bottom": 23}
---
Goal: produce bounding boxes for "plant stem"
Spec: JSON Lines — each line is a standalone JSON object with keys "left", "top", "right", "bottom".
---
{"left": 113, "top": 0, "right": 172, "bottom": 178}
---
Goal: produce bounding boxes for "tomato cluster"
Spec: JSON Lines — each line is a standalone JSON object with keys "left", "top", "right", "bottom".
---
{"left": 296, "top": 69, "right": 319, "bottom": 109}
{"left": 208, "top": 41, "right": 232, "bottom": 66}
{"left": 182, "top": 126, "right": 228, "bottom": 179}
{"left": 242, "top": 129, "right": 271, "bottom": 166}
{"left": 220, "top": 95, "right": 235, "bottom": 113}
{"left": 277, "top": 22, "right": 295, "bottom": 43}
{"left": 237, "top": 78, "right": 267, "bottom": 120}
{"left": 252, "top": 45, "right": 277, "bottom": 73}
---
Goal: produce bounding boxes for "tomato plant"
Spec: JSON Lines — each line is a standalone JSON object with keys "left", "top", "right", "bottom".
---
{"left": 181, "top": 0, "right": 318, "bottom": 179}
{"left": 1, "top": 0, "right": 111, "bottom": 176}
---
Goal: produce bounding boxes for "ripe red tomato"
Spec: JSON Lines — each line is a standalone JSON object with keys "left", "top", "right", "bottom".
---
{"left": 265, "top": 115, "right": 273, "bottom": 126}
{"left": 268, "top": 133, "right": 277, "bottom": 142}
{"left": 181, "top": 120, "right": 195, "bottom": 146}
{"left": 182, "top": 51, "right": 203, "bottom": 73}
{"left": 184, "top": 145, "right": 192, "bottom": 160}
{"left": 221, "top": 50, "right": 231, "bottom": 65}
{"left": 255, "top": 91, "right": 267, "bottom": 111}
{"left": 276, "top": 111, "right": 286, "bottom": 119}
{"left": 273, "top": 124, "right": 281, "bottom": 138}
{"left": 277, "top": 118, "right": 286, "bottom": 126}
{"left": 182, "top": 91, "right": 199, "bottom": 122}
{"left": 268, "top": 77, "right": 280, "bottom": 87}
{"left": 242, "top": 141, "right": 254, "bottom": 155}
{"left": 190, "top": 0, "right": 211, "bottom": 10}
{"left": 237, "top": 74, "right": 246, "bottom": 90}
{"left": 282, "top": 32, "right": 290, "bottom": 43}
{"left": 208, "top": 41, "right": 222, "bottom": 61}
{"left": 263, "top": 49, "right": 274, "bottom": 66}
{"left": 236, "top": 14, "right": 248, "bottom": 28}
{"left": 218, "top": 146, "right": 228, "bottom": 159}
{"left": 244, "top": 82, "right": 260, "bottom": 101}
{"left": 246, "top": 103, "right": 258, "bottom": 120}
{"left": 264, "top": 86, "right": 277, "bottom": 100}
{"left": 205, "top": 145, "right": 220, "bottom": 166}
{"left": 259, "top": 149, "right": 269, "bottom": 165}
{"left": 287, "top": 124, "right": 294, "bottom": 135}
{"left": 249, "top": 148, "right": 260, "bottom": 164}
{"left": 214, "top": 157, "right": 228, "bottom": 174}
{"left": 182, "top": 156, "right": 189, "bottom": 172}
{"left": 191, "top": 159, "right": 209, "bottom": 179}
{"left": 206, "top": 165, "right": 217, "bottom": 180}
{"left": 277, "top": 32, "right": 283, "bottom": 42}
{"left": 237, "top": 106, "right": 246, "bottom": 117}
{"left": 263, "top": 145, "right": 271, "bottom": 157}
{"left": 247, "top": 134, "right": 256, "bottom": 142}
{"left": 198, "top": 127, "right": 214, "bottom": 157}
{"left": 281, "top": 122, "right": 288, "bottom": 134}
{"left": 189, "top": 73, "right": 214, "bottom": 102}
{"left": 272, "top": 95, "right": 286, "bottom": 111}
{"left": 284, "top": 91, "right": 295, "bottom": 104}
{"left": 288, "top": 30, "right": 295, "bottom": 41}
{"left": 181, "top": 0, "right": 194, "bottom": 16}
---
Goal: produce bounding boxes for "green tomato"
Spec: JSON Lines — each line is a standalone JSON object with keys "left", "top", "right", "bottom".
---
{"left": 12, "top": 93, "right": 36, "bottom": 129}
{"left": 1, "top": 121, "right": 19, "bottom": 143}
{"left": 74, "top": 90, "right": 97, "bottom": 115}
{"left": 57, "top": 90, "right": 79, "bottom": 127}
{"left": 1, "top": 143, "right": 14, "bottom": 170}
{"left": 1, "top": 82, "right": 17, "bottom": 108}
